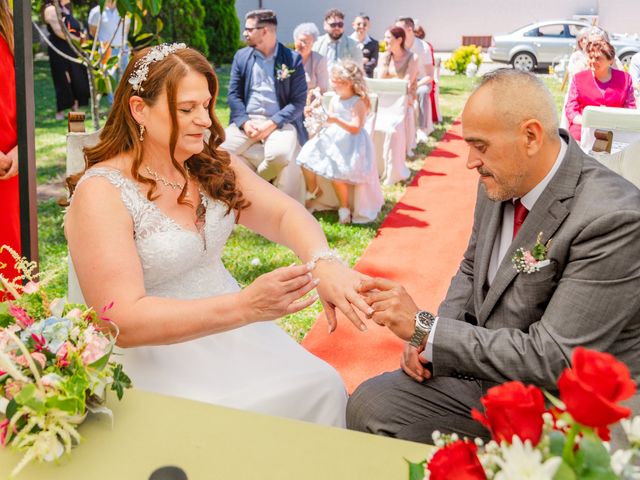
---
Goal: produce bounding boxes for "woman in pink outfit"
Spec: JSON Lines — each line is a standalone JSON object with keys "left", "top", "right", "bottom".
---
{"left": 565, "top": 39, "right": 636, "bottom": 141}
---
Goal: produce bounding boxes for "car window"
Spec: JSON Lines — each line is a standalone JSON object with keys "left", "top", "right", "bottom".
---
{"left": 523, "top": 29, "right": 538, "bottom": 37}
{"left": 537, "top": 25, "right": 565, "bottom": 37}
{"left": 567, "top": 24, "right": 586, "bottom": 38}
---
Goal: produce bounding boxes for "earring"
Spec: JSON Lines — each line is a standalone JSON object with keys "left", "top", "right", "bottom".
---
{"left": 139, "top": 124, "right": 145, "bottom": 142}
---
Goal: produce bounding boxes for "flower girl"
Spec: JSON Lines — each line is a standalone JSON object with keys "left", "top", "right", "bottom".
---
{"left": 297, "top": 61, "right": 383, "bottom": 224}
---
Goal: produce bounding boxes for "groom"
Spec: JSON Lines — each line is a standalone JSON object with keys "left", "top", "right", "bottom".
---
{"left": 347, "top": 68, "right": 640, "bottom": 443}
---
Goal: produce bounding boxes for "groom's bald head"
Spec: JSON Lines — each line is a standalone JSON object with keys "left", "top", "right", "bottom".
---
{"left": 469, "top": 68, "right": 559, "bottom": 138}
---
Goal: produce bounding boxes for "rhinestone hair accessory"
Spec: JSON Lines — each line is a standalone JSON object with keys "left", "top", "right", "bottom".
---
{"left": 128, "top": 43, "right": 187, "bottom": 92}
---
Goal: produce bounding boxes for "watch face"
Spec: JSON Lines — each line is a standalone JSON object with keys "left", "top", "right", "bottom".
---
{"left": 416, "top": 311, "right": 435, "bottom": 328}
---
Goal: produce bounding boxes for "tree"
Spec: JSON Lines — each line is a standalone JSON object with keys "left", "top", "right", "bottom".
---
{"left": 201, "top": 0, "right": 240, "bottom": 65}
{"left": 156, "top": 0, "right": 208, "bottom": 58}
{"left": 33, "top": 0, "right": 163, "bottom": 130}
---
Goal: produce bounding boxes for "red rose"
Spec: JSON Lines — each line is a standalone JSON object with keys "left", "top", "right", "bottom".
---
{"left": 558, "top": 347, "right": 636, "bottom": 438}
{"left": 427, "top": 440, "right": 486, "bottom": 480}
{"left": 471, "top": 381, "right": 545, "bottom": 445}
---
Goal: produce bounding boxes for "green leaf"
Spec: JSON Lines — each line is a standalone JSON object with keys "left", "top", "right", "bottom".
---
{"left": 5, "top": 398, "right": 18, "bottom": 420}
{"left": 0, "top": 303, "right": 13, "bottom": 327}
{"left": 105, "top": 55, "right": 120, "bottom": 70}
{"left": 150, "top": 0, "right": 162, "bottom": 16}
{"left": 134, "top": 33, "right": 153, "bottom": 43}
{"left": 405, "top": 459, "right": 427, "bottom": 480}
{"left": 46, "top": 395, "right": 81, "bottom": 415}
{"left": 110, "top": 363, "right": 132, "bottom": 401}
{"left": 553, "top": 460, "right": 578, "bottom": 480}
{"left": 574, "top": 435, "right": 617, "bottom": 479}
{"left": 88, "top": 350, "right": 111, "bottom": 371}
{"left": 14, "top": 384, "right": 45, "bottom": 413}
{"left": 549, "top": 429, "right": 566, "bottom": 457}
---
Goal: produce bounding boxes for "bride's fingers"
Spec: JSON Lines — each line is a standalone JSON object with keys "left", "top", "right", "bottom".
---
{"left": 286, "top": 277, "right": 319, "bottom": 303}
{"left": 281, "top": 273, "right": 315, "bottom": 293}
{"left": 286, "top": 294, "right": 318, "bottom": 314}
{"left": 322, "top": 300, "right": 338, "bottom": 333}
{"left": 274, "top": 263, "right": 312, "bottom": 281}
{"left": 345, "top": 290, "right": 374, "bottom": 317}
{"left": 334, "top": 297, "right": 367, "bottom": 332}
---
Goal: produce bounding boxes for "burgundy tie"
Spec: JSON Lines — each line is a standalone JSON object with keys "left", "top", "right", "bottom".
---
{"left": 513, "top": 199, "right": 529, "bottom": 239}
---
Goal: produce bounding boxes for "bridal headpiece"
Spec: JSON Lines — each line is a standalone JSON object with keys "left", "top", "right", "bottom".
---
{"left": 128, "top": 43, "right": 187, "bottom": 93}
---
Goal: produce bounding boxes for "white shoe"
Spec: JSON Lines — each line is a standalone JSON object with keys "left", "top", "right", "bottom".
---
{"left": 338, "top": 208, "right": 351, "bottom": 224}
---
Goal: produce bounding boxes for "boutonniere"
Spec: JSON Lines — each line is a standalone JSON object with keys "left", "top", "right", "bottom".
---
{"left": 276, "top": 63, "right": 296, "bottom": 81}
{"left": 512, "top": 232, "right": 552, "bottom": 274}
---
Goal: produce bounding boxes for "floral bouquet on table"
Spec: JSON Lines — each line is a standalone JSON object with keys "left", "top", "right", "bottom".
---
{"left": 0, "top": 246, "right": 131, "bottom": 477}
{"left": 409, "top": 347, "right": 640, "bottom": 480}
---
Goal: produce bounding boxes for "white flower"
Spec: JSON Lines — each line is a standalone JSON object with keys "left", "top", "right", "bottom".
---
{"left": 611, "top": 449, "right": 634, "bottom": 476}
{"left": 622, "top": 416, "right": 640, "bottom": 445}
{"left": 494, "top": 437, "right": 562, "bottom": 480}
{"left": 250, "top": 258, "right": 261, "bottom": 266}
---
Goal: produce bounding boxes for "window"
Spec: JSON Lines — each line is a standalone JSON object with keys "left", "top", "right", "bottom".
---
{"left": 537, "top": 24, "right": 565, "bottom": 37}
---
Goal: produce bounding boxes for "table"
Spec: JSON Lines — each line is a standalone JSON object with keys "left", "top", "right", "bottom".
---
{"left": 0, "top": 390, "right": 429, "bottom": 479}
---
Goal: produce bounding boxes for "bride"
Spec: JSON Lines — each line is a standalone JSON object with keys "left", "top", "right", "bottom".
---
{"left": 64, "top": 44, "right": 373, "bottom": 427}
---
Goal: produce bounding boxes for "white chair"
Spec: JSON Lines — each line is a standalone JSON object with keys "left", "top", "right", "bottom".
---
{"left": 365, "top": 78, "right": 412, "bottom": 185}
{"left": 580, "top": 106, "right": 640, "bottom": 153}
{"left": 66, "top": 128, "right": 101, "bottom": 305}
{"left": 591, "top": 140, "right": 640, "bottom": 189}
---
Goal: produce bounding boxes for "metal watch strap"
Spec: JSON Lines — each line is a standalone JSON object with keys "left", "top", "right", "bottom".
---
{"left": 408, "top": 310, "right": 435, "bottom": 348}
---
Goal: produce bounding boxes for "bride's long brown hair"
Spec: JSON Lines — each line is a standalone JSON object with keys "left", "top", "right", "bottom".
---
{"left": 66, "top": 46, "right": 249, "bottom": 215}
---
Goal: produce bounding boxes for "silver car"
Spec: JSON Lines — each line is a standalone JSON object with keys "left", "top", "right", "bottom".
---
{"left": 489, "top": 20, "right": 640, "bottom": 72}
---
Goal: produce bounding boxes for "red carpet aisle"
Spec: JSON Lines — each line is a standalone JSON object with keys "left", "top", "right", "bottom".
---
{"left": 302, "top": 120, "right": 479, "bottom": 393}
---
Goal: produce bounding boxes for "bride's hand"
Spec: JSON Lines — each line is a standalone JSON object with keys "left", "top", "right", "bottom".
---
{"left": 241, "top": 264, "right": 319, "bottom": 321}
{"left": 312, "top": 261, "right": 373, "bottom": 333}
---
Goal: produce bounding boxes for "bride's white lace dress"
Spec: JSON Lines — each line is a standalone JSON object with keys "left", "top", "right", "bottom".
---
{"left": 73, "top": 167, "right": 347, "bottom": 427}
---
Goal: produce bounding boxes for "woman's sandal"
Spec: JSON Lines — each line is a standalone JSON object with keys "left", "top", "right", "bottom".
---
{"left": 305, "top": 185, "right": 322, "bottom": 202}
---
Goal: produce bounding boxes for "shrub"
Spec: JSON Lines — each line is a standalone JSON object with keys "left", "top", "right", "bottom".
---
{"left": 155, "top": 0, "right": 209, "bottom": 58}
{"left": 444, "top": 45, "right": 483, "bottom": 75}
{"left": 201, "top": 0, "right": 241, "bottom": 65}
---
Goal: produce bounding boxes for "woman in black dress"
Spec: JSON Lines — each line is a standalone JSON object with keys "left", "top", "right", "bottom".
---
{"left": 42, "top": 0, "right": 90, "bottom": 120}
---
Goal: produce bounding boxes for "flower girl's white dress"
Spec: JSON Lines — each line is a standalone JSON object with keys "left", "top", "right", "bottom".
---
{"left": 297, "top": 95, "right": 383, "bottom": 223}
{"left": 72, "top": 167, "right": 347, "bottom": 427}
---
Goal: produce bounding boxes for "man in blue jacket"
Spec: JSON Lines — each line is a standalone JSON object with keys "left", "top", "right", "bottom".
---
{"left": 223, "top": 9, "right": 307, "bottom": 182}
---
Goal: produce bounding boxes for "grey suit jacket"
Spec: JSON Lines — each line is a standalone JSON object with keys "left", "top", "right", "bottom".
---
{"left": 434, "top": 130, "right": 640, "bottom": 392}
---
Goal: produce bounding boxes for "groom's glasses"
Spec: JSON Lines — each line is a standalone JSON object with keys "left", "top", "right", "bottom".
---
{"left": 328, "top": 22, "right": 344, "bottom": 28}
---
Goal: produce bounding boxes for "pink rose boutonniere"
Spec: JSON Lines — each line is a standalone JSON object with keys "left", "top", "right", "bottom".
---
{"left": 276, "top": 63, "right": 295, "bottom": 81}
{"left": 512, "top": 232, "right": 552, "bottom": 274}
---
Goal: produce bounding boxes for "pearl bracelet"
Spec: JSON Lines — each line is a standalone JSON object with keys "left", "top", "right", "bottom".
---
{"left": 307, "top": 249, "right": 345, "bottom": 269}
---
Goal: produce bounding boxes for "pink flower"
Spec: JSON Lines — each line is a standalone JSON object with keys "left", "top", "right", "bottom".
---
{"left": 523, "top": 251, "right": 537, "bottom": 266}
{"left": 15, "top": 352, "right": 46, "bottom": 370}
{"left": 56, "top": 342, "right": 71, "bottom": 368}
{"left": 21, "top": 281, "right": 39, "bottom": 294}
{"left": 81, "top": 332, "right": 110, "bottom": 365}
{"left": 3, "top": 380, "right": 21, "bottom": 400}
{"left": 8, "top": 304, "right": 33, "bottom": 328}
{"left": 65, "top": 308, "right": 83, "bottom": 320}
{"left": 0, "top": 419, "right": 9, "bottom": 446}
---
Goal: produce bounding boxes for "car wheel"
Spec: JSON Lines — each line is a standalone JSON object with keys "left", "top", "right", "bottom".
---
{"left": 511, "top": 52, "right": 536, "bottom": 72}
{"left": 619, "top": 52, "right": 635, "bottom": 66}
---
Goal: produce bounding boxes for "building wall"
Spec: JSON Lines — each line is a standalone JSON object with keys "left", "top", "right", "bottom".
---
{"left": 234, "top": 0, "right": 639, "bottom": 51}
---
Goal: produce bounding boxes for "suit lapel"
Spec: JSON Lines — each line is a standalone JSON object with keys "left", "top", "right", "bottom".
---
{"left": 477, "top": 132, "right": 583, "bottom": 325}
{"left": 243, "top": 49, "right": 257, "bottom": 102}
{"left": 274, "top": 43, "right": 285, "bottom": 105}
{"left": 474, "top": 196, "right": 503, "bottom": 311}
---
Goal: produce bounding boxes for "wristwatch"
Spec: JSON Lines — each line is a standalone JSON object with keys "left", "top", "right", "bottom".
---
{"left": 408, "top": 310, "right": 436, "bottom": 348}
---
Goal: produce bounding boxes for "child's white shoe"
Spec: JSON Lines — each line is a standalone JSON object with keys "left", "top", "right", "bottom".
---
{"left": 338, "top": 207, "right": 351, "bottom": 224}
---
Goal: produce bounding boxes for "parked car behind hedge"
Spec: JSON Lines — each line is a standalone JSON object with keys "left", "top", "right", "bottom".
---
{"left": 489, "top": 20, "right": 640, "bottom": 72}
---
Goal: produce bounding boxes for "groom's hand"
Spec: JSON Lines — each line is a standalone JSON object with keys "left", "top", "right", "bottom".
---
{"left": 359, "top": 277, "right": 419, "bottom": 341}
{"left": 401, "top": 343, "right": 431, "bottom": 383}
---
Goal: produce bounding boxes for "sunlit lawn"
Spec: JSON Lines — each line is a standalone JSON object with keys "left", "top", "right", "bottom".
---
{"left": 35, "top": 59, "right": 565, "bottom": 341}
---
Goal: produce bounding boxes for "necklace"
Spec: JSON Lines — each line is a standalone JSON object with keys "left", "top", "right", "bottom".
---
{"left": 145, "top": 165, "right": 189, "bottom": 196}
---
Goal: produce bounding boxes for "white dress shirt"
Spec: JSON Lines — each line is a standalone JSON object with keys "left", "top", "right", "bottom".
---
{"left": 423, "top": 139, "right": 567, "bottom": 362}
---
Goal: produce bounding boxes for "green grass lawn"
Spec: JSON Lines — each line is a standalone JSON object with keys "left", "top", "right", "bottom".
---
{"left": 34, "top": 61, "right": 565, "bottom": 341}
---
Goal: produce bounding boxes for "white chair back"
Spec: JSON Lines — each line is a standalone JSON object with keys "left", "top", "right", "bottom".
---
{"left": 591, "top": 140, "right": 640, "bottom": 189}
{"left": 581, "top": 106, "right": 640, "bottom": 152}
{"left": 66, "top": 130, "right": 101, "bottom": 305}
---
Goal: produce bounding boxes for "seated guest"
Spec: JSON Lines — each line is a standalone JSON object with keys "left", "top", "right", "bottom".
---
{"left": 375, "top": 27, "right": 418, "bottom": 103}
{"left": 396, "top": 17, "right": 435, "bottom": 138}
{"left": 223, "top": 9, "right": 307, "bottom": 182}
{"left": 630, "top": 51, "right": 640, "bottom": 97}
{"left": 414, "top": 25, "right": 425, "bottom": 40}
{"left": 297, "top": 61, "right": 383, "bottom": 224}
{"left": 565, "top": 39, "right": 636, "bottom": 142}
{"left": 313, "top": 8, "right": 363, "bottom": 76}
{"left": 347, "top": 68, "right": 640, "bottom": 445}
{"left": 349, "top": 13, "right": 379, "bottom": 78}
{"left": 294, "top": 22, "right": 328, "bottom": 93}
